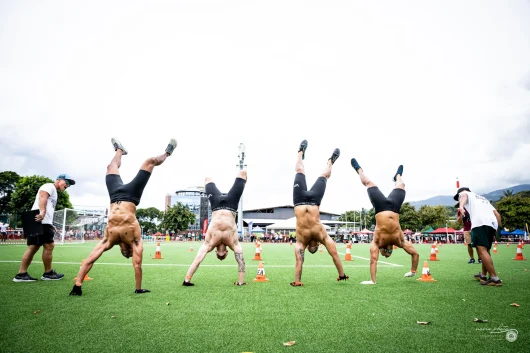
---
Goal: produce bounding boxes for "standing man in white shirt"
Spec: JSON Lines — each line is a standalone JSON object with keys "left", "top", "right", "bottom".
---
{"left": 0, "top": 222, "right": 7, "bottom": 242}
{"left": 454, "top": 187, "right": 503, "bottom": 286}
{"left": 12, "top": 174, "right": 75, "bottom": 282}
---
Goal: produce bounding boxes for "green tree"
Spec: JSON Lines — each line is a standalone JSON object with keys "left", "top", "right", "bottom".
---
{"left": 417, "top": 205, "right": 449, "bottom": 229}
{"left": 0, "top": 171, "right": 21, "bottom": 215}
{"left": 495, "top": 196, "right": 530, "bottom": 230}
{"left": 9, "top": 176, "right": 73, "bottom": 216}
{"left": 136, "top": 207, "right": 163, "bottom": 233}
{"left": 502, "top": 189, "right": 514, "bottom": 198}
{"left": 160, "top": 202, "right": 196, "bottom": 233}
{"left": 399, "top": 202, "right": 421, "bottom": 231}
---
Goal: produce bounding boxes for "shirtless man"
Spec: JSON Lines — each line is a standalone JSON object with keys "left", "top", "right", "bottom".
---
{"left": 291, "top": 140, "right": 348, "bottom": 286}
{"left": 69, "top": 137, "right": 177, "bottom": 296}
{"left": 350, "top": 158, "right": 419, "bottom": 284}
{"left": 182, "top": 169, "right": 247, "bottom": 286}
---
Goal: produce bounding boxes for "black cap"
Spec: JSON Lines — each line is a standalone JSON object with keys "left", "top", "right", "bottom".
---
{"left": 453, "top": 187, "right": 471, "bottom": 201}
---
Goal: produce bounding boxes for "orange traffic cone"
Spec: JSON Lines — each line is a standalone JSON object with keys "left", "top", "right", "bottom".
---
{"left": 434, "top": 241, "right": 439, "bottom": 254}
{"left": 253, "top": 261, "right": 269, "bottom": 282}
{"left": 417, "top": 261, "right": 437, "bottom": 282}
{"left": 74, "top": 259, "right": 92, "bottom": 281}
{"left": 393, "top": 245, "right": 398, "bottom": 250}
{"left": 289, "top": 240, "right": 292, "bottom": 246}
{"left": 429, "top": 244, "right": 438, "bottom": 261}
{"left": 253, "top": 242, "right": 262, "bottom": 261}
{"left": 513, "top": 243, "right": 525, "bottom": 261}
{"left": 189, "top": 246, "right": 194, "bottom": 252}
{"left": 493, "top": 241, "right": 498, "bottom": 254}
{"left": 344, "top": 242, "right": 353, "bottom": 261}
{"left": 153, "top": 242, "right": 163, "bottom": 259}
{"left": 319, "top": 244, "right": 323, "bottom": 253}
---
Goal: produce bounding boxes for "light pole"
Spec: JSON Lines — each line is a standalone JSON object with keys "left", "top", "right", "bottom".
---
{"left": 236, "top": 143, "right": 247, "bottom": 238}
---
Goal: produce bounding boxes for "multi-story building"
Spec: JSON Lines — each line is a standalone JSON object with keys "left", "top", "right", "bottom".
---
{"left": 165, "top": 187, "right": 211, "bottom": 232}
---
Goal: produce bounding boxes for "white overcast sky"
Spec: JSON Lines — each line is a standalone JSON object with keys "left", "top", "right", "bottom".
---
{"left": 1, "top": 0, "right": 529, "bottom": 214}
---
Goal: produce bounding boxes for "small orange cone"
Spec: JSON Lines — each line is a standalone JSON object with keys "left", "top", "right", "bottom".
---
{"left": 429, "top": 244, "right": 438, "bottom": 261}
{"left": 319, "top": 244, "right": 323, "bottom": 253}
{"left": 393, "top": 245, "right": 398, "bottom": 250}
{"left": 513, "top": 242, "right": 525, "bottom": 261}
{"left": 74, "top": 259, "right": 92, "bottom": 281}
{"left": 493, "top": 241, "right": 498, "bottom": 254}
{"left": 253, "top": 242, "right": 262, "bottom": 261}
{"left": 344, "top": 242, "right": 353, "bottom": 261}
{"left": 434, "top": 241, "right": 439, "bottom": 254}
{"left": 189, "top": 246, "right": 194, "bottom": 252}
{"left": 417, "top": 261, "right": 437, "bottom": 282}
{"left": 153, "top": 242, "right": 163, "bottom": 259}
{"left": 253, "top": 261, "right": 269, "bottom": 282}
{"left": 289, "top": 240, "right": 292, "bottom": 246}
{"left": 506, "top": 242, "right": 510, "bottom": 247}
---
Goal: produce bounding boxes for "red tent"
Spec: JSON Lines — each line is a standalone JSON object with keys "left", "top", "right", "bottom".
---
{"left": 359, "top": 228, "right": 374, "bottom": 234}
{"left": 430, "top": 227, "right": 457, "bottom": 234}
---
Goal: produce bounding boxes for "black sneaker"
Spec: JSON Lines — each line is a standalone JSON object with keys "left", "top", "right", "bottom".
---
{"left": 111, "top": 137, "right": 128, "bottom": 155}
{"left": 13, "top": 272, "right": 37, "bottom": 282}
{"left": 468, "top": 258, "right": 476, "bottom": 264}
{"left": 41, "top": 270, "right": 64, "bottom": 281}
{"left": 351, "top": 158, "right": 362, "bottom": 173}
{"left": 182, "top": 281, "right": 194, "bottom": 286}
{"left": 480, "top": 278, "right": 502, "bottom": 287}
{"left": 298, "top": 140, "right": 308, "bottom": 160}
{"left": 473, "top": 272, "right": 487, "bottom": 281}
{"left": 165, "top": 138, "right": 177, "bottom": 156}
{"left": 329, "top": 148, "right": 340, "bottom": 164}
{"left": 478, "top": 258, "right": 482, "bottom": 264}
{"left": 393, "top": 165, "right": 403, "bottom": 182}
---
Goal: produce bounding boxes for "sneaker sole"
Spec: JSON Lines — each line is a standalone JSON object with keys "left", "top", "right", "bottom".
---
{"left": 41, "top": 277, "right": 64, "bottom": 281}
{"left": 13, "top": 278, "right": 37, "bottom": 282}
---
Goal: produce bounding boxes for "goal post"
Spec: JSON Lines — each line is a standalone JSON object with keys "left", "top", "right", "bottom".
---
{"left": 52, "top": 208, "right": 107, "bottom": 244}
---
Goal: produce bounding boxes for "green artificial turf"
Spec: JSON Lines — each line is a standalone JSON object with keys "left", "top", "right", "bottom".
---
{"left": 0, "top": 241, "right": 528, "bottom": 353}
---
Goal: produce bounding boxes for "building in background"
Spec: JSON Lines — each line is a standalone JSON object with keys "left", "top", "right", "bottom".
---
{"left": 165, "top": 187, "right": 211, "bottom": 231}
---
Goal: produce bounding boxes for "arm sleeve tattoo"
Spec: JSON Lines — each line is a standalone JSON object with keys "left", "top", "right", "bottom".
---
{"left": 235, "top": 252, "right": 245, "bottom": 272}
{"left": 298, "top": 249, "right": 305, "bottom": 263}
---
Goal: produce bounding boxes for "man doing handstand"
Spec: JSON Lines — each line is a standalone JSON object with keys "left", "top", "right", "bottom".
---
{"left": 291, "top": 140, "right": 348, "bottom": 286}
{"left": 182, "top": 169, "right": 247, "bottom": 286}
{"left": 69, "top": 137, "right": 177, "bottom": 296}
{"left": 350, "top": 158, "right": 419, "bottom": 284}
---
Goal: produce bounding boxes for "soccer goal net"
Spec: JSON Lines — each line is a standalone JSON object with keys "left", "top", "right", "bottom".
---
{"left": 52, "top": 208, "right": 107, "bottom": 244}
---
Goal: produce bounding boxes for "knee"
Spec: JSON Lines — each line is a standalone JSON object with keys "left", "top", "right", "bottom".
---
{"left": 141, "top": 157, "right": 157, "bottom": 169}
{"left": 295, "top": 165, "right": 304, "bottom": 174}
{"left": 44, "top": 243, "right": 55, "bottom": 252}
{"left": 237, "top": 170, "right": 247, "bottom": 180}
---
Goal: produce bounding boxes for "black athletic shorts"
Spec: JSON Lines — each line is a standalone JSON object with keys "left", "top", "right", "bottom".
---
{"left": 206, "top": 177, "right": 246, "bottom": 212}
{"left": 368, "top": 187, "right": 406, "bottom": 215}
{"left": 27, "top": 224, "right": 55, "bottom": 246}
{"left": 106, "top": 170, "right": 151, "bottom": 206}
{"left": 293, "top": 173, "right": 327, "bottom": 207}
{"left": 471, "top": 225, "right": 495, "bottom": 250}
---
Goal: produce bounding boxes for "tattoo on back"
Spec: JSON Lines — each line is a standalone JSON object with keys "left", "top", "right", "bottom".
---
{"left": 298, "top": 249, "right": 305, "bottom": 263}
{"left": 235, "top": 252, "right": 245, "bottom": 272}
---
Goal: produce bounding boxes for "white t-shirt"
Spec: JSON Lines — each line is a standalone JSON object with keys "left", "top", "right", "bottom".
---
{"left": 31, "top": 183, "right": 58, "bottom": 225}
{"left": 0, "top": 223, "right": 6, "bottom": 232}
{"left": 459, "top": 191, "right": 497, "bottom": 230}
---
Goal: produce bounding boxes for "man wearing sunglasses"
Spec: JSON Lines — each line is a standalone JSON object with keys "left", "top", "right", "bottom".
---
{"left": 13, "top": 174, "right": 75, "bottom": 282}
{"left": 350, "top": 159, "right": 419, "bottom": 284}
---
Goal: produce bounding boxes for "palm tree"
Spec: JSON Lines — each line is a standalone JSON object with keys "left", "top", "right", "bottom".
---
{"left": 502, "top": 189, "right": 514, "bottom": 198}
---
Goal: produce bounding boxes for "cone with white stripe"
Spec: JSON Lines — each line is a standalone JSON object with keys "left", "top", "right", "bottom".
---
{"left": 344, "top": 242, "right": 353, "bottom": 261}
{"left": 417, "top": 261, "right": 437, "bottom": 282}
{"left": 153, "top": 242, "right": 163, "bottom": 259}
{"left": 253, "top": 261, "right": 269, "bottom": 282}
{"left": 513, "top": 242, "right": 525, "bottom": 261}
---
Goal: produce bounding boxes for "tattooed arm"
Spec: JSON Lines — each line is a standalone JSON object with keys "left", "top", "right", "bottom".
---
{"left": 294, "top": 245, "right": 305, "bottom": 282}
{"left": 233, "top": 244, "right": 246, "bottom": 284}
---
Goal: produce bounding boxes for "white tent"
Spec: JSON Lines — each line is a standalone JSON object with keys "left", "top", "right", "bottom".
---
{"left": 251, "top": 226, "right": 265, "bottom": 233}
{"left": 266, "top": 217, "right": 331, "bottom": 230}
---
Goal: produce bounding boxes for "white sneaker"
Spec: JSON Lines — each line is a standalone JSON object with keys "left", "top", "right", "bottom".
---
{"left": 404, "top": 271, "right": 416, "bottom": 277}
{"left": 165, "top": 138, "right": 177, "bottom": 156}
{"left": 111, "top": 137, "right": 128, "bottom": 155}
{"left": 360, "top": 280, "right": 376, "bottom": 285}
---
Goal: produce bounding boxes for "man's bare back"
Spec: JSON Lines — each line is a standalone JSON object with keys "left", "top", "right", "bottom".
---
{"left": 294, "top": 205, "right": 329, "bottom": 246}
{"left": 203, "top": 210, "right": 239, "bottom": 251}
{"left": 104, "top": 201, "right": 141, "bottom": 257}
{"left": 373, "top": 211, "right": 404, "bottom": 249}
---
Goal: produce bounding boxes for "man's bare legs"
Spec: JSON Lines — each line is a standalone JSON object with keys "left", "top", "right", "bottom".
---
{"left": 351, "top": 158, "right": 377, "bottom": 188}
{"left": 183, "top": 241, "right": 211, "bottom": 286}
{"left": 231, "top": 242, "right": 246, "bottom": 285}
{"left": 42, "top": 242, "right": 55, "bottom": 273}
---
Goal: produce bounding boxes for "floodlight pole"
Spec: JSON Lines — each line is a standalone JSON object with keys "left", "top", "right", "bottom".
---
{"left": 236, "top": 143, "right": 247, "bottom": 238}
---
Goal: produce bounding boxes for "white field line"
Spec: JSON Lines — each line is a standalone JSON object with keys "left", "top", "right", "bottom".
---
{"left": 337, "top": 251, "right": 403, "bottom": 267}
{"left": 0, "top": 260, "right": 397, "bottom": 268}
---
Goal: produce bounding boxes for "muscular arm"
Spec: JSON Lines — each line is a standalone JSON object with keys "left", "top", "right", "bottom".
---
{"left": 234, "top": 249, "right": 246, "bottom": 284}
{"left": 369, "top": 241, "right": 379, "bottom": 283}
{"left": 36, "top": 190, "right": 50, "bottom": 221}
{"left": 294, "top": 245, "right": 305, "bottom": 283}
{"left": 185, "top": 242, "right": 210, "bottom": 279}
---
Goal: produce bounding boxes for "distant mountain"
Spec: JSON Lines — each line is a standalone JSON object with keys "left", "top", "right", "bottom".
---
{"left": 409, "top": 184, "right": 530, "bottom": 209}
